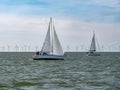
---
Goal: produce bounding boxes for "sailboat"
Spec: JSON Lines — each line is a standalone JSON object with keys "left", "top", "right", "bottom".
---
{"left": 86, "top": 32, "right": 100, "bottom": 56}
{"left": 33, "top": 18, "right": 64, "bottom": 60}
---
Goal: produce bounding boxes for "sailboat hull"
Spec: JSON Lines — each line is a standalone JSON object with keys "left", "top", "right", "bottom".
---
{"left": 33, "top": 55, "right": 64, "bottom": 60}
{"left": 86, "top": 52, "right": 100, "bottom": 56}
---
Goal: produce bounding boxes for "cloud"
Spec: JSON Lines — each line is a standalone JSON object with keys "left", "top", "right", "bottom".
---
{"left": 88, "top": 0, "right": 120, "bottom": 8}
{"left": 0, "top": 14, "right": 48, "bottom": 31}
{"left": 0, "top": 14, "right": 120, "bottom": 51}
{"left": 0, "top": 0, "right": 120, "bottom": 22}
{"left": 0, "top": 0, "right": 120, "bottom": 51}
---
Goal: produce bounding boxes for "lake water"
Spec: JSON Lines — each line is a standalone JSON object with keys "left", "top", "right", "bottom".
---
{"left": 0, "top": 52, "right": 120, "bottom": 90}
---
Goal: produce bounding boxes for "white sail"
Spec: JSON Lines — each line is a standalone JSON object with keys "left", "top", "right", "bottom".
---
{"left": 52, "top": 25, "right": 63, "bottom": 55}
{"left": 86, "top": 32, "right": 100, "bottom": 56}
{"left": 90, "top": 33, "right": 96, "bottom": 51}
{"left": 41, "top": 18, "right": 63, "bottom": 55}
{"left": 41, "top": 18, "right": 52, "bottom": 54}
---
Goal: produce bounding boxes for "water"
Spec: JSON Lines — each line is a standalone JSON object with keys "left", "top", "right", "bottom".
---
{"left": 0, "top": 52, "right": 120, "bottom": 90}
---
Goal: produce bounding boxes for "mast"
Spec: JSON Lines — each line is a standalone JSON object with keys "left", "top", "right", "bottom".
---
{"left": 50, "top": 17, "right": 54, "bottom": 55}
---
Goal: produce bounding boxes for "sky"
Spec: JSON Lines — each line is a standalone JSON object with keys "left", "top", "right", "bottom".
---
{"left": 0, "top": 0, "right": 120, "bottom": 52}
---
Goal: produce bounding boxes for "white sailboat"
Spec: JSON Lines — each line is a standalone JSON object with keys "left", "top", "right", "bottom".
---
{"left": 86, "top": 32, "right": 100, "bottom": 56}
{"left": 33, "top": 18, "right": 64, "bottom": 60}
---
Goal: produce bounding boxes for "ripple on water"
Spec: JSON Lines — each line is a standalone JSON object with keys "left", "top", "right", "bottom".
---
{"left": 0, "top": 52, "right": 120, "bottom": 90}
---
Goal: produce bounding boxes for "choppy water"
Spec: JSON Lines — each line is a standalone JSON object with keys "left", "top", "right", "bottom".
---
{"left": 0, "top": 52, "right": 120, "bottom": 90}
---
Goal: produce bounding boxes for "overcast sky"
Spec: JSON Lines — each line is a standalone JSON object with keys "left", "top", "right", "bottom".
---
{"left": 0, "top": 0, "right": 120, "bottom": 52}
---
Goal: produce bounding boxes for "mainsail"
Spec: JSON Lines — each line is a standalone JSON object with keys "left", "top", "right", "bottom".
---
{"left": 41, "top": 18, "right": 52, "bottom": 54}
{"left": 41, "top": 18, "right": 63, "bottom": 55}
{"left": 90, "top": 33, "right": 96, "bottom": 51}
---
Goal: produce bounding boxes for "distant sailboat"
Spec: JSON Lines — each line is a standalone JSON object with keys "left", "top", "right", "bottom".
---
{"left": 33, "top": 18, "right": 64, "bottom": 60}
{"left": 86, "top": 32, "right": 100, "bottom": 56}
